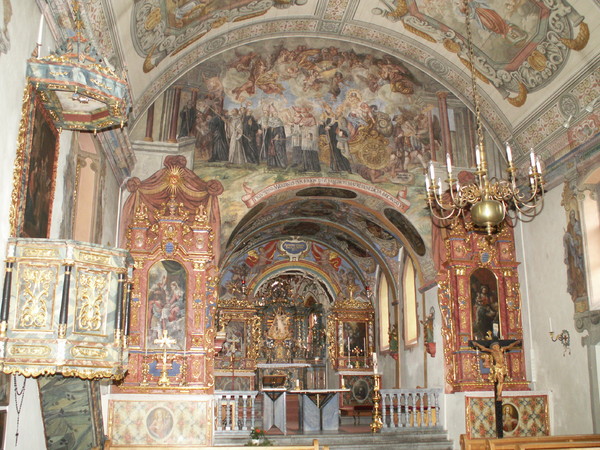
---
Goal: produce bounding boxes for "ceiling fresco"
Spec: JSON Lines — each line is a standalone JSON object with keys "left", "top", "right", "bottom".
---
{"left": 38, "top": 0, "right": 599, "bottom": 290}
{"left": 132, "top": 0, "right": 308, "bottom": 73}
{"left": 373, "top": 0, "right": 590, "bottom": 106}
{"left": 169, "top": 38, "right": 476, "bottom": 211}
{"left": 219, "top": 236, "right": 376, "bottom": 306}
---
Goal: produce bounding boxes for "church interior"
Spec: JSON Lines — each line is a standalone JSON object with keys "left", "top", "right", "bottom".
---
{"left": 0, "top": 0, "right": 599, "bottom": 449}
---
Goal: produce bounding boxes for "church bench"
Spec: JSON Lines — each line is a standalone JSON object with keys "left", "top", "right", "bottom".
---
{"left": 460, "top": 434, "right": 600, "bottom": 450}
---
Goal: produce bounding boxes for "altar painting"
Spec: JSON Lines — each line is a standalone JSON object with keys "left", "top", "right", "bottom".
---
{"left": 470, "top": 268, "right": 499, "bottom": 340}
{"left": 146, "top": 260, "right": 187, "bottom": 350}
{"left": 343, "top": 321, "right": 367, "bottom": 360}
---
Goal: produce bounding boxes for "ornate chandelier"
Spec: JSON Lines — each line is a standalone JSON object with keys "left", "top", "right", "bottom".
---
{"left": 425, "top": 0, "right": 544, "bottom": 235}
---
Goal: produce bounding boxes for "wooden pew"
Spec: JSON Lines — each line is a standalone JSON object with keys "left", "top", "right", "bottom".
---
{"left": 106, "top": 438, "right": 328, "bottom": 450}
{"left": 461, "top": 434, "right": 600, "bottom": 450}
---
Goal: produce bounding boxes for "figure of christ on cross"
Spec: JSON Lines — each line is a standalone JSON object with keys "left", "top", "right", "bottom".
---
{"left": 472, "top": 340, "right": 521, "bottom": 399}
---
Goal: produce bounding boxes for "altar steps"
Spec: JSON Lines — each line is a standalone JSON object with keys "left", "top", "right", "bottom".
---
{"left": 214, "top": 429, "right": 453, "bottom": 450}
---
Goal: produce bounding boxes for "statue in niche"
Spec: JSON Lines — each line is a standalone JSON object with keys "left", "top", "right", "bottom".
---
{"left": 267, "top": 312, "right": 291, "bottom": 341}
{"left": 266, "top": 312, "right": 292, "bottom": 362}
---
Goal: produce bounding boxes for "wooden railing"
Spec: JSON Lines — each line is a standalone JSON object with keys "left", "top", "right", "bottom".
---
{"left": 380, "top": 388, "right": 442, "bottom": 429}
{"left": 214, "top": 391, "right": 259, "bottom": 433}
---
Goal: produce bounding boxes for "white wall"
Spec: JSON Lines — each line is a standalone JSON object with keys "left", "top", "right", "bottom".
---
{"left": 0, "top": 3, "right": 62, "bottom": 448}
{"left": 515, "top": 184, "right": 593, "bottom": 434}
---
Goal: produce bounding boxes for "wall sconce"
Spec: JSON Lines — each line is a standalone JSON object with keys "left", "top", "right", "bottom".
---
{"left": 549, "top": 329, "right": 571, "bottom": 356}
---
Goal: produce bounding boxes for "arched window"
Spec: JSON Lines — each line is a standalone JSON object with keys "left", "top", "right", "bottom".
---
{"left": 378, "top": 274, "right": 390, "bottom": 351}
{"left": 403, "top": 258, "right": 418, "bottom": 346}
{"left": 581, "top": 169, "right": 600, "bottom": 309}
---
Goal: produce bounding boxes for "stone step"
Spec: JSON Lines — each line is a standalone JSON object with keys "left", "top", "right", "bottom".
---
{"left": 214, "top": 428, "right": 453, "bottom": 449}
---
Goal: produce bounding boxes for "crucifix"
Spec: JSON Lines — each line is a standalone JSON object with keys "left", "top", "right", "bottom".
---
{"left": 470, "top": 339, "right": 522, "bottom": 438}
{"left": 154, "top": 329, "right": 176, "bottom": 386}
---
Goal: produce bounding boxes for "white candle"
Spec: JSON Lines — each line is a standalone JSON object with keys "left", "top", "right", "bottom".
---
{"left": 505, "top": 143, "right": 512, "bottom": 164}
{"left": 425, "top": 173, "right": 431, "bottom": 190}
{"left": 372, "top": 352, "right": 378, "bottom": 373}
{"left": 536, "top": 156, "right": 542, "bottom": 174}
{"left": 549, "top": 316, "right": 553, "bottom": 332}
{"left": 475, "top": 146, "right": 481, "bottom": 167}
{"left": 446, "top": 153, "right": 452, "bottom": 176}
{"left": 530, "top": 148, "right": 536, "bottom": 167}
{"left": 437, "top": 178, "right": 442, "bottom": 196}
{"left": 37, "top": 14, "right": 44, "bottom": 45}
{"left": 429, "top": 161, "right": 435, "bottom": 182}
{"left": 347, "top": 336, "right": 350, "bottom": 355}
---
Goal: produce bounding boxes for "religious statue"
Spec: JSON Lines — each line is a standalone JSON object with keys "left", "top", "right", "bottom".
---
{"left": 267, "top": 312, "right": 291, "bottom": 341}
{"left": 472, "top": 340, "right": 521, "bottom": 399}
{"left": 267, "top": 312, "right": 292, "bottom": 362}
{"left": 420, "top": 306, "right": 436, "bottom": 357}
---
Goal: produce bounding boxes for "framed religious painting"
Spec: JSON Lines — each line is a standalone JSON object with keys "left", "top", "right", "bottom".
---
{"left": 470, "top": 268, "right": 500, "bottom": 340}
{"left": 146, "top": 260, "right": 187, "bottom": 350}
{"left": 214, "top": 305, "right": 260, "bottom": 371}
{"left": 11, "top": 87, "right": 59, "bottom": 238}
{"left": 327, "top": 296, "right": 375, "bottom": 370}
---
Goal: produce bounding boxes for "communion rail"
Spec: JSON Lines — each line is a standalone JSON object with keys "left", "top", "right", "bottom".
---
{"left": 214, "top": 391, "right": 260, "bottom": 434}
{"left": 380, "top": 388, "right": 442, "bottom": 429}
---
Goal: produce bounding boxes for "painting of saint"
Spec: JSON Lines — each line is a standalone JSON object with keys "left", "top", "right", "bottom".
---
{"left": 21, "top": 96, "right": 58, "bottom": 238}
{"left": 502, "top": 403, "right": 519, "bottom": 433}
{"left": 563, "top": 209, "right": 587, "bottom": 301}
{"left": 147, "top": 260, "right": 187, "bottom": 350}
{"left": 146, "top": 407, "right": 174, "bottom": 440}
{"left": 470, "top": 268, "right": 499, "bottom": 340}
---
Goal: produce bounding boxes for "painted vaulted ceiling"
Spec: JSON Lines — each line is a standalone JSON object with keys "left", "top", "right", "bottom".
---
{"left": 39, "top": 0, "right": 600, "bottom": 290}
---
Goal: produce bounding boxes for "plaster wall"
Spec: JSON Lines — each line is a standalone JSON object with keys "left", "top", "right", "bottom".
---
{"left": 0, "top": 2, "right": 51, "bottom": 449}
{"left": 515, "top": 185, "right": 593, "bottom": 434}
